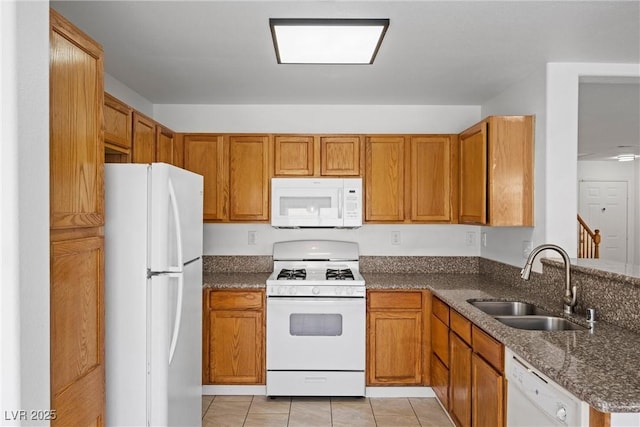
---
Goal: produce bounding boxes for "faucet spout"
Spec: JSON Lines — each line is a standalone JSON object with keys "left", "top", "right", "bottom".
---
{"left": 521, "top": 244, "right": 576, "bottom": 314}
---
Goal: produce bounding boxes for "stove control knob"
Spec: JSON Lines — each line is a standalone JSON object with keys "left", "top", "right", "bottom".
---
{"left": 277, "top": 287, "right": 286, "bottom": 295}
{"left": 556, "top": 406, "right": 567, "bottom": 422}
{"left": 289, "top": 287, "right": 297, "bottom": 295}
{"left": 312, "top": 287, "right": 320, "bottom": 295}
{"left": 347, "top": 287, "right": 355, "bottom": 295}
{"left": 335, "top": 287, "right": 343, "bottom": 295}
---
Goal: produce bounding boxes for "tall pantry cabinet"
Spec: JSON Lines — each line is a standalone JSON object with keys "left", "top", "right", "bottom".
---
{"left": 49, "top": 9, "right": 105, "bottom": 426}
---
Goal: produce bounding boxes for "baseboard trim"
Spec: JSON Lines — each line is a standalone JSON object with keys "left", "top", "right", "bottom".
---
{"left": 203, "top": 385, "right": 435, "bottom": 398}
{"left": 365, "top": 387, "right": 435, "bottom": 398}
{"left": 202, "top": 385, "right": 266, "bottom": 395}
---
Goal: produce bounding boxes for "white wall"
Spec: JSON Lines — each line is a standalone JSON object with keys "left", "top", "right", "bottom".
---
{"left": 578, "top": 160, "right": 639, "bottom": 265}
{"left": 154, "top": 104, "right": 480, "bottom": 134}
{"left": 546, "top": 62, "right": 640, "bottom": 257}
{"left": 105, "top": 73, "right": 154, "bottom": 117}
{"left": 156, "top": 103, "right": 484, "bottom": 256}
{"left": 204, "top": 223, "right": 482, "bottom": 256}
{"left": 0, "top": 0, "right": 50, "bottom": 423}
{"left": 479, "top": 66, "right": 547, "bottom": 267}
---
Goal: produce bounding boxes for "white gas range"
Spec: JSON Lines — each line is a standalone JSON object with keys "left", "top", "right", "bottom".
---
{"left": 265, "top": 240, "right": 366, "bottom": 397}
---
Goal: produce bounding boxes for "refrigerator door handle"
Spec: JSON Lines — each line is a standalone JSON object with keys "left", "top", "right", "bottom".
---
{"left": 168, "top": 272, "right": 184, "bottom": 365}
{"left": 168, "top": 179, "right": 183, "bottom": 273}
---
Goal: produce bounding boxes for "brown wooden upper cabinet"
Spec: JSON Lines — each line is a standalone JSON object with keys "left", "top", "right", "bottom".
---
{"left": 104, "top": 93, "right": 132, "bottom": 151}
{"left": 228, "top": 135, "right": 272, "bottom": 221}
{"left": 131, "top": 111, "right": 156, "bottom": 164}
{"left": 50, "top": 11, "right": 105, "bottom": 230}
{"left": 459, "top": 116, "right": 534, "bottom": 226}
{"left": 365, "top": 135, "right": 457, "bottom": 223}
{"left": 183, "top": 134, "right": 229, "bottom": 221}
{"left": 273, "top": 134, "right": 362, "bottom": 177}
{"left": 155, "top": 124, "right": 176, "bottom": 165}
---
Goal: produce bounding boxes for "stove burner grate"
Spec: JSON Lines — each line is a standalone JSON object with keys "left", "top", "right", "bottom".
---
{"left": 326, "top": 268, "right": 355, "bottom": 280}
{"left": 277, "top": 268, "right": 307, "bottom": 280}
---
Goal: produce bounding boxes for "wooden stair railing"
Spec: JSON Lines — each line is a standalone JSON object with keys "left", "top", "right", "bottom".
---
{"left": 578, "top": 214, "right": 601, "bottom": 258}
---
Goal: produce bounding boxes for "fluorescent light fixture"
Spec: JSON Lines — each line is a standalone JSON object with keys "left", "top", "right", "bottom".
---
{"left": 616, "top": 154, "right": 638, "bottom": 162}
{"left": 270, "top": 18, "right": 389, "bottom": 64}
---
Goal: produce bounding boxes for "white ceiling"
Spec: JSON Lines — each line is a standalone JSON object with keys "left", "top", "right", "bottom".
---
{"left": 51, "top": 0, "right": 640, "bottom": 159}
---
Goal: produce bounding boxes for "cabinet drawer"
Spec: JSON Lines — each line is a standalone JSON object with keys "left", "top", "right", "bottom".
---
{"left": 432, "top": 296, "right": 449, "bottom": 325}
{"left": 209, "top": 290, "right": 264, "bottom": 310}
{"left": 472, "top": 325, "right": 504, "bottom": 373}
{"left": 431, "top": 315, "right": 449, "bottom": 367}
{"left": 368, "top": 291, "right": 423, "bottom": 310}
{"left": 450, "top": 310, "right": 471, "bottom": 344}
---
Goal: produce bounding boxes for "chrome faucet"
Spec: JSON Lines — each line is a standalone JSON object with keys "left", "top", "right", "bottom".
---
{"left": 521, "top": 244, "right": 577, "bottom": 314}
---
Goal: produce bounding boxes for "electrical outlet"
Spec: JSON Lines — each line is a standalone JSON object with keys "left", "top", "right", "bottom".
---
{"left": 466, "top": 232, "right": 476, "bottom": 246}
{"left": 248, "top": 230, "right": 257, "bottom": 245}
{"left": 391, "top": 231, "right": 401, "bottom": 246}
{"left": 523, "top": 240, "right": 533, "bottom": 258}
{"left": 481, "top": 232, "right": 487, "bottom": 247}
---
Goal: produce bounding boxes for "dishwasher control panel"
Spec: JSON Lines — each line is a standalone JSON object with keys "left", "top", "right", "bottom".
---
{"left": 506, "top": 349, "right": 588, "bottom": 426}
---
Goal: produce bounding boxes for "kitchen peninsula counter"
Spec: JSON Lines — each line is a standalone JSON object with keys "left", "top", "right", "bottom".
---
{"left": 366, "top": 272, "right": 640, "bottom": 414}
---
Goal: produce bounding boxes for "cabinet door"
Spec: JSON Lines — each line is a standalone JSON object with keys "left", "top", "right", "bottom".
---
{"left": 155, "top": 125, "right": 175, "bottom": 165}
{"left": 472, "top": 353, "right": 505, "bottom": 427}
{"left": 51, "top": 236, "right": 105, "bottom": 426}
{"left": 274, "top": 135, "right": 314, "bottom": 176}
{"left": 450, "top": 332, "right": 472, "bottom": 427}
{"left": 459, "top": 122, "right": 487, "bottom": 225}
{"left": 365, "top": 136, "right": 406, "bottom": 221}
{"left": 367, "top": 311, "right": 422, "bottom": 385}
{"left": 432, "top": 353, "right": 449, "bottom": 410}
{"left": 131, "top": 112, "right": 156, "bottom": 163}
{"left": 183, "top": 135, "right": 228, "bottom": 221}
{"left": 431, "top": 315, "right": 449, "bottom": 367}
{"left": 486, "top": 116, "right": 534, "bottom": 226}
{"left": 321, "top": 135, "right": 361, "bottom": 176}
{"left": 103, "top": 93, "right": 132, "bottom": 150}
{"left": 208, "top": 310, "right": 264, "bottom": 384}
{"left": 409, "top": 136, "right": 452, "bottom": 221}
{"left": 229, "top": 135, "right": 271, "bottom": 221}
{"left": 50, "top": 13, "right": 104, "bottom": 230}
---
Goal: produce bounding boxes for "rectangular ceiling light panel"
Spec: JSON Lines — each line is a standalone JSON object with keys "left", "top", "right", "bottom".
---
{"left": 270, "top": 19, "right": 389, "bottom": 64}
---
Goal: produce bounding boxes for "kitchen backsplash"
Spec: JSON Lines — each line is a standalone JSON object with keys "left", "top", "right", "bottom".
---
{"left": 480, "top": 257, "right": 640, "bottom": 334}
{"left": 202, "top": 255, "right": 640, "bottom": 334}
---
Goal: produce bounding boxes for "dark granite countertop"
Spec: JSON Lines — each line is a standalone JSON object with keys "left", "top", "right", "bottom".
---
{"left": 366, "top": 273, "right": 640, "bottom": 413}
{"left": 203, "top": 272, "right": 269, "bottom": 289}
{"left": 202, "top": 270, "right": 640, "bottom": 412}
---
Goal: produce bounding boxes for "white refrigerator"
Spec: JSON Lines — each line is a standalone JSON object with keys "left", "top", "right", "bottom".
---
{"left": 105, "top": 163, "right": 203, "bottom": 427}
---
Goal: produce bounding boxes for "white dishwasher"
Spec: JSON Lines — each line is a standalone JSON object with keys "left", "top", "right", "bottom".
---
{"left": 506, "top": 348, "right": 589, "bottom": 426}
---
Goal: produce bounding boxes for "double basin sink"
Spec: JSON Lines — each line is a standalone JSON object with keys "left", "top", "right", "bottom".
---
{"left": 467, "top": 300, "right": 588, "bottom": 331}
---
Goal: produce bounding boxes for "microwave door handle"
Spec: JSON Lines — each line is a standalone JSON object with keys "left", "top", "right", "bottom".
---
{"left": 338, "top": 188, "right": 343, "bottom": 219}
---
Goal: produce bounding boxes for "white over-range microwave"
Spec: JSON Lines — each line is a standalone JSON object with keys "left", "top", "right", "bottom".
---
{"left": 271, "top": 178, "right": 363, "bottom": 228}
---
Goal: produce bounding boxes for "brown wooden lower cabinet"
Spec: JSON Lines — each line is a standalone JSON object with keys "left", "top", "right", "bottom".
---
{"left": 432, "top": 295, "right": 506, "bottom": 427}
{"left": 471, "top": 353, "right": 504, "bottom": 427}
{"left": 203, "top": 289, "right": 265, "bottom": 384}
{"left": 449, "top": 331, "right": 472, "bottom": 427}
{"left": 366, "top": 290, "right": 431, "bottom": 385}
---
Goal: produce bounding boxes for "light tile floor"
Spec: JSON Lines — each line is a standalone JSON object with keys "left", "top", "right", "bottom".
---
{"left": 202, "top": 395, "right": 453, "bottom": 427}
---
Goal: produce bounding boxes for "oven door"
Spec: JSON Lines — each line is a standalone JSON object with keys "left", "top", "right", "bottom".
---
{"left": 266, "top": 297, "right": 365, "bottom": 371}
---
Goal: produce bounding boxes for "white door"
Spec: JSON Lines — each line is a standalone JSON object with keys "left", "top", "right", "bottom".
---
{"left": 579, "top": 180, "right": 628, "bottom": 263}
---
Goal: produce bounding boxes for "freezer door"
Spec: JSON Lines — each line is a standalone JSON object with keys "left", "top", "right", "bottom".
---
{"left": 149, "top": 163, "right": 203, "bottom": 272}
{"left": 149, "top": 259, "right": 202, "bottom": 426}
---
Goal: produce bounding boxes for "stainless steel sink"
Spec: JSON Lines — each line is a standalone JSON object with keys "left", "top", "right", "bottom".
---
{"left": 494, "top": 315, "right": 588, "bottom": 331}
{"left": 467, "top": 299, "right": 552, "bottom": 316}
